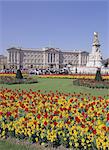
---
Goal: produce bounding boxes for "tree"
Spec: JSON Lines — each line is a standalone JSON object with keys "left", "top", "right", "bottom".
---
{"left": 16, "top": 69, "right": 23, "bottom": 79}
{"left": 95, "top": 68, "right": 102, "bottom": 81}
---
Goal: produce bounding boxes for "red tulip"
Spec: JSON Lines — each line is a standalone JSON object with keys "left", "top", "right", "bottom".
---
{"left": 107, "top": 113, "right": 109, "bottom": 121}
{"left": 89, "top": 125, "right": 93, "bottom": 130}
{"left": 66, "top": 121, "right": 71, "bottom": 125}
{"left": 75, "top": 116, "right": 80, "bottom": 123}
{"left": 91, "top": 119, "right": 94, "bottom": 123}
{"left": 25, "top": 107, "right": 28, "bottom": 112}
{"left": 6, "top": 111, "right": 12, "bottom": 117}
{"left": 0, "top": 111, "right": 3, "bottom": 115}
{"left": 60, "top": 114, "right": 63, "bottom": 119}
{"left": 92, "top": 129, "right": 96, "bottom": 134}
{"left": 37, "top": 114, "right": 41, "bottom": 119}
{"left": 15, "top": 114, "right": 18, "bottom": 118}
{"left": 44, "top": 113, "right": 48, "bottom": 118}
{"left": 44, "top": 121, "right": 47, "bottom": 126}
{"left": 54, "top": 121, "right": 58, "bottom": 126}
{"left": 81, "top": 124, "right": 85, "bottom": 128}
{"left": 50, "top": 115, "right": 53, "bottom": 119}
{"left": 102, "top": 126, "right": 106, "bottom": 131}
{"left": 34, "top": 121, "right": 37, "bottom": 125}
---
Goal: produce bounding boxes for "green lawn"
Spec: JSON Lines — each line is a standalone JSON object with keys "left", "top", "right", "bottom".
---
{"left": 0, "top": 140, "right": 29, "bottom": 150}
{"left": 0, "top": 78, "right": 109, "bottom": 97}
{"left": 0, "top": 138, "right": 46, "bottom": 150}
{"left": 0, "top": 138, "right": 65, "bottom": 150}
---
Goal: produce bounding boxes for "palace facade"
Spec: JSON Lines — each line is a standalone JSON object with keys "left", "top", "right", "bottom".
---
{"left": 0, "top": 55, "right": 7, "bottom": 70}
{"left": 7, "top": 47, "right": 89, "bottom": 69}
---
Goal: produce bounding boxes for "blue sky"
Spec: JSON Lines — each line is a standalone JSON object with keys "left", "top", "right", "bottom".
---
{"left": 0, "top": 0, "right": 109, "bottom": 58}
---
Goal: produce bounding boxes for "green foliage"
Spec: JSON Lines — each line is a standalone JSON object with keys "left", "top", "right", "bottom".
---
{"left": 0, "top": 76, "right": 38, "bottom": 84}
{"left": 0, "top": 78, "right": 109, "bottom": 97}
{"left": 0, "top": 140, "right": 28, "bottom": 150}
{"left": 73, "top": 79, "right": 109, "bottom": 89}
{"left": 16, "top": 69, "right": 23, "bottom": 79}
{"left": 95, "top": 68, "right": 102, "bottom": 81}
{"left": 0, "top": 139, "right": 42, "bottom": 150}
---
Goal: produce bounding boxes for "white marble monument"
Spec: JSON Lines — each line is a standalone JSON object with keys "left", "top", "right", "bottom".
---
{"left": 70, "top": 32, "right": 109, "bottom": 74}
{"left": 86, "top": 32, "right": 103, "bottom": 67}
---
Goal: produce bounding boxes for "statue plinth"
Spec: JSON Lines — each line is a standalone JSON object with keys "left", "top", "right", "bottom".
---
{"left": 86, "top": 32, "right": 103, "bottom": 68}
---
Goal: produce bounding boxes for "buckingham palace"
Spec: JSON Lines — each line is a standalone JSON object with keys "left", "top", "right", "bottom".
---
{"left": 7, "top": 47, "right": 89, "bottom": 69}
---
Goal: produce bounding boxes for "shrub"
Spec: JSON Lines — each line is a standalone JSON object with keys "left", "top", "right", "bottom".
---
{"left": 73, "top": 79, "right": 109, "bottom": 89}
{"left": 16, "top": 69, "right": 23, "bottom": 79}
{"left": 0, "top": 76, "right": 38, "bottom": 84}
{"left": 95, "top": 68, "right": 102, "bottom": 81}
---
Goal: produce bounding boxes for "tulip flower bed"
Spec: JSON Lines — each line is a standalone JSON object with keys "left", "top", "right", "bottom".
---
{"left": 39, "top": 74, "right": 109, "bottom": 80}
{"left": 0, "top": 76, "right": 38, "bottom": 84}
{"left": 0, "top": 73, "right": 109, "bottom": 80}
{"left": 73, "top": 79, "right": 109, "bottom": 89}
{"left": 0, "top": 89, "right": 109, "bottom": 149}
{"left": 0, "top": 73, "right": 27, "bottom": 76}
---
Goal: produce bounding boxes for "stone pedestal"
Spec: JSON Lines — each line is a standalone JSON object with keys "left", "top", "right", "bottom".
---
{"left": 86, "top": 32, "right": 103, "bottom": 68}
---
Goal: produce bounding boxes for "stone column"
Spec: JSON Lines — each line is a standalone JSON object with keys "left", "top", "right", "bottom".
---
{"left": 78, "top": 52, "right": 81, "bottom": 67}
{"left": 16, "top": 52, "right": 18, "bottom": 69}
{"left": 8, "top": 52, "right": 11, "bottom": 69}
{"left": 15, "top": 51, "right": 17, "bottom": 63}
{"left": 11, "top": 52, "right": 13, "bottom": 64}
{"left": 15, "top": 52, "right": 16, "bottom": 63}
{"left": 85, "top": 55, "right": 87, "bottom": 64}
{"left": 9, "top": 52, "right": 11, "bottom": 63}
{"left": 13, "top": 52, "right": 14, "bottom": 63}
{"left": 43, "top": 52, "right": 46, "bottom": 66}
{"left": 54, "top": 53, "right": 55, "bottom": 63}
{"left": 15, "top": 51, "right": 17, "bottom": 69}
{"left": 44, "top": 53, "right": 47, "bottom": 68}
{"left": 52, "top": 53, "right": 53, "bottom": 63}
{"left": 50, "top": 53, "right": 52, "bottom": 63}
{"left": 13, "top": 52, "right": 15, "bottom": 67}
{"left": 55, "top": 53, "right": 59, "bottom": 68}
{"left": 10, "top": 52, "right": 11, "bottom": 63}
{"left": 16, "top": 52, "right": 18, "bottom": 64}
{"left": 48, "top": 53, "right": 50, "bottom": 63}
{"left": 17, "top": 51, "right": 20, "bottom": 69}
